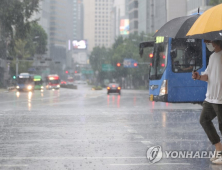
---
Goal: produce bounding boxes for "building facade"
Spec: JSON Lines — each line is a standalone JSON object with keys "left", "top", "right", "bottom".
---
{"left": 83, "top": 0, "right": 114, "bottom": 52}
{"left": 138, "top": 0, "right": 167, "bottom": 34}
{"left": 73, "top": 0, "right": 84, "bottom": 40}
{"left": 128, "top": 0, "right": 138, "bottom": 34}
{"left": 187, "top": 0, "right": 211, "bottom": 15}
{"left": 111, "top": 0, "right": 126, "bottom": 44}
{"left": 49, "top": 0, "right": 73, "bottom": 64}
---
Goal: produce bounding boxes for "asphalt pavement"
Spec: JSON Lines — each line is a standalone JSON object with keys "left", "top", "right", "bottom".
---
{"left": 0, "top": 85, "right": 221, "bottom": 170}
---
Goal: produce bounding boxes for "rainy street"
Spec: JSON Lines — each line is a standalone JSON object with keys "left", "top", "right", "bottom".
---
{"left": 0, "top": 86, "right": 220, "bottom": 170}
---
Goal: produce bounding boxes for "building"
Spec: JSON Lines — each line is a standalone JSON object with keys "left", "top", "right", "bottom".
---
{"left": 49, "top": 0, "right": 73, "bottom": 64}
{"left": 111, "top": 0, "right": 126, "bottom": 44}
{"left": 128, "top": 0, "right": 138, "bottom": 34}
{"left": 187, "top": 0, "right": 211, "bottom": 15}
{"left": 138, "top": 0, "right": 167, "bottom": 34}
{"left": 166, "top": 0, "right": 187, "bottom": 21}
{"left": 83, "top": 0, "right": 114, "bottom": 52}
{"left": 73, "top": 0, "right": 84, "bottom": 40}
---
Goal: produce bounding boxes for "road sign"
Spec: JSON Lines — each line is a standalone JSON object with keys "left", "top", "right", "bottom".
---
{"left": 81, "top": 70, "right": 94, "bottom": 74}
{"left": 102, "top": 64, "right": 115, "bottom": 71}
{"left": 123, "top": 59, "right": 137, "bottom": 68}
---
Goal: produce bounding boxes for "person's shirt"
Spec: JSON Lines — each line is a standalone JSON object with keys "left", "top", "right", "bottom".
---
{"left": 203, "top": 50, "right": 222, "bottom": 104}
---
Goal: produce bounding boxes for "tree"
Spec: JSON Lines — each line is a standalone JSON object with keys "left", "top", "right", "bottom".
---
{"left": 209, "top": 0, "right": 222, "bottom": 5}
{"left": 90, "top": 33, "right": 154, "bottom": 88}
{"left": 26, "top": 23, "right": 48, "bottom": 56}
{"left": 10, "top": 23, "right": 48, "bottom": 75}
{"left": 10, "top": 39, "right": 33, "bottom": 74}
{"left": 0, "top": 0, "right": 40, "bottom": 59}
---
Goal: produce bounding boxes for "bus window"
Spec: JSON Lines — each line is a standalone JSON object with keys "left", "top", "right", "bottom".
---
{"left": 150, "top": 42, "right": 168, "bottom": 80}
{"left": 171, "top": 39, "right": 202, "bottom": 73}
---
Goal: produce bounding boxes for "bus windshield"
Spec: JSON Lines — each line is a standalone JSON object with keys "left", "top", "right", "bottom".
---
{"left": 49, "top": 80, "right": 60, "bottom": 84}
{"left": 171, "top": 39, "right": 202, "bottom": 73}
{"left": 34, "top": 80, "right": 42, "bottom": 85}
{"left": 18, "top": 78, "right": 33, "bottom": 84}
{"left": 149, "top": 42, "right": 168, "bottom": 80}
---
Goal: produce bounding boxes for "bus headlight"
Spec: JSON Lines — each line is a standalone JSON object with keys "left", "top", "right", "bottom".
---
{"left": 16, "top": 86, "right": 19, "bottom": 89}
{"left": 27, "top": 85, "right": 32, "bottom": 90}
{"left": 159, "top": 80, "right": 168, "bottom": 96}
{"left": 41, "top": 86, "right": 44, "bottom": 89}
{"left": 57, "top": 85, "right": 60, "bottom": 88}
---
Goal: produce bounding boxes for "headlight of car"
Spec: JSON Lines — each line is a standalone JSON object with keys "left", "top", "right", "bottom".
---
{"left": 16, "top": 86, "right": 19, "bottom": 89}
{"left": 57, "top": 85, "right": 60, "bottom": 88}
{"left": 41, "top": 86, "right": 44, "bottom": 89}
{"left": 27, "top": 85, "right": 32, "bottom": 90}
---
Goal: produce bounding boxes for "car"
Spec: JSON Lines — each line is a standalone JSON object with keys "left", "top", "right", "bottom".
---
{"left": 107, "top": 83, "right": 121, "bottom": 95}
{"left": 60, "top": 80, "right": 67, "bottom": 85}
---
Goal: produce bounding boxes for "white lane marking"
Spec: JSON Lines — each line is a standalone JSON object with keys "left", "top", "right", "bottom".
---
{"left": 127, "top": 129, "right": 138, "bottom": 133}
{"left": 110, "top": 163, "right": 191, "bottom": 166}
{"left": 134, "top": 135, "right": 144, "bottom": 139}
{"left": 141, "top": 141, "right": 153, "bottom": 145}
{"left": 0, "top": 164, "right": 28, "bottom": 167}
{"left": 0, "top": 157, "right": 146, "bottom": 160}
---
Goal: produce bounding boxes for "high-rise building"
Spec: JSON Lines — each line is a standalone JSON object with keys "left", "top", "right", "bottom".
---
{"left": 187, "top": 0, "right": 211, "bottom": 15}
{"left": 138, "top": 0, "right": 166, "bottom": 34}
{"left": 128, "top": 0, "right": 138, "bottom": 34}
{"left": 73, "top": 0, "right": 84, "bottom": 40}
{"left": 83, "top": 0, "right": 114, "bottom": 52}
{"left": 49, "top": 0, "right": 73, "bottom": 63}
{"left": 166, "top": 0, "right": 187, "bottom": 21}
{"left": 111, "top": 0, "right": 126, "bottom": 44}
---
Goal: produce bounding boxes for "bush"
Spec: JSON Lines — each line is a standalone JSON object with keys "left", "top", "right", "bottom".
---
{"left": 92, "top": 86, "right": 103, "bottom": 90}
{"left": 137, "top": 86, "right": 147, "bottom": 90}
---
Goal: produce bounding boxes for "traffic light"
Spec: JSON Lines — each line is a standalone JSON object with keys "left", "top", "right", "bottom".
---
{"left": 13, "top": 76, "right": 16, "bottom": 79}
{"left": 65, "top": 71, "right": 69, "bottom": 74}
{"left": 116, "top": 63, "right": 121, "bottom": 67}
{"left": 134, "top": 63, "right": 138, "bottom": 67}
{"left": 75, "top": 70, "right": 78, "bottom": 74}
{"left": 149, "top": 53, "right": 153, "bottom": 58}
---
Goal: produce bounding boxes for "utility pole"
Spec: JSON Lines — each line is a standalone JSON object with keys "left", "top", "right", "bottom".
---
{"left": 16, "top": 57, "right": 18, "bottom": 77}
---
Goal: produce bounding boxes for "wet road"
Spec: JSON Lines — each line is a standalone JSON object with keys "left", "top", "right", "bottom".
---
{"left": 0, "top": 86, "right": 221, "bottom": 170}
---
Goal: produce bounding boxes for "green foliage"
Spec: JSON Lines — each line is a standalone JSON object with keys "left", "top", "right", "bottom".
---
{"left": 10, "top": 23, "right": 48, "bottom": 75}
{"left": 209, "top": 0, "right": 222, "bottom": 5}
{"left": 0, "top": 0, "right": 40, "bottom": 59}
{"left": 92, "top": 86, "right": 103, "bottom": 90}
{"left": 25, "top": 23, "right": 48, "bottom": 56}
{"left": 90, "top": 32, "right": 154, "bottom": 87}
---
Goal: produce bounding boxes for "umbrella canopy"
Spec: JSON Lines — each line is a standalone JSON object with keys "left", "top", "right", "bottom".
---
{"left": 187, "top": 3, "right": 222, "bottom": 40}
{"left": 153, "top": 14, "right": 200, "bottom": 38}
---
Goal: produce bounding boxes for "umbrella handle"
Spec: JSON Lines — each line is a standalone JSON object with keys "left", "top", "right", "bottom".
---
{"left": 193, "top": 70, "right": 197, "bottom": 80}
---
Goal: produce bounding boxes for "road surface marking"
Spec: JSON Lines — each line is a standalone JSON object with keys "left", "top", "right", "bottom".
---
{"left": 110, "top": 163, "right": 191, "bottom": 166}
{"left": 0, "top": 157, "right": 146, "bottom": 160}
{"left": 127, "top": 129, "right": 138, "bottom": 133}
{"left": 141, "top": 141, "right": 153, "bottom": 145}
{"left": 0, "top": 164, "right": 28, "bottom": 167}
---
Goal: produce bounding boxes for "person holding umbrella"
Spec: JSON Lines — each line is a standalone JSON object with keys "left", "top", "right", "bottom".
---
{"left": 192, "top": 40, "right": 222, "bottom": 164}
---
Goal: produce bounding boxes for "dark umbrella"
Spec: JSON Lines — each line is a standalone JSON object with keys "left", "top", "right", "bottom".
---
{"left": 154, "top": 14, "right": 200, "bottom": 38}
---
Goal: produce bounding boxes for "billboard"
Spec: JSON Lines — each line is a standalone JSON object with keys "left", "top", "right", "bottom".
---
{"left": 72, "top": 40, "right": 87, "bottom": 50}
{"left": 120, "top": 19, "right": 129, "bottom": 35}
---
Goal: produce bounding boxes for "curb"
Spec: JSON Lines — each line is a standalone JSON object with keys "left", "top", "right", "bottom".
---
{"left": 7, "top": 86, "right": 15, "bottom": 91}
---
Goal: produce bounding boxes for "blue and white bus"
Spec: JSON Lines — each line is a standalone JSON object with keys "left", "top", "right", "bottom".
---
{"left": 16, "top": 73, "right": 34, "bottom": 92}
{"left": 139, "top": 37, "right": 212, "bottom": 103}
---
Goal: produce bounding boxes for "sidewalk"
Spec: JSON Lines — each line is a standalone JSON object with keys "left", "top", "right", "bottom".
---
{"left": 0, "top": 86, "right": 15, "bottom": 93}
{"left": 0, "top": 88, "right": 8, "bottom": 93}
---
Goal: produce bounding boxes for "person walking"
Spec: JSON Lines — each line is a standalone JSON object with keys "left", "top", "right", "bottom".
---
{"left": 192, "top": 40, "right": 222, "bottom": 164}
